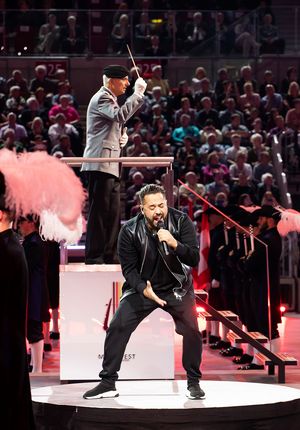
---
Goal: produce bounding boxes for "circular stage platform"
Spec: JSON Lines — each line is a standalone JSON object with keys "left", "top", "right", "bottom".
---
{"left": 32, "top": 380, "right": 300, "bottom": 430}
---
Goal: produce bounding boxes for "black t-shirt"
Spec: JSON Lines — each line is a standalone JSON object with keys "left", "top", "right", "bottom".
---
{"left": 147, "top": 229, "right": 178, "bottom": 293}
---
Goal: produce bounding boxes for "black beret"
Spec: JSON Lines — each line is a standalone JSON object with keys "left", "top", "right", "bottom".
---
{"left": 103, "top": 65, "right": 129, "bottom": 79}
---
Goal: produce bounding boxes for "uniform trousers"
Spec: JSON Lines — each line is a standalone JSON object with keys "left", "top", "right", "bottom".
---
{"left": 99, "top": 291, "right": 202, "bottom": 383}
{"left": 85, "top": 171, "right": 120, "bottom": 264}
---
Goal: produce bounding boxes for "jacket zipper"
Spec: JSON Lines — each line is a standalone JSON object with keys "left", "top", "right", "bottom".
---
{"left": 140, "top": 234, "right": 148, "bottom": 274}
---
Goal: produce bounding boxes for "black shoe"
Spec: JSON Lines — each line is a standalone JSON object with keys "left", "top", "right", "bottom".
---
{"left": 44, "top": 343, "right": 52, "bottom": 352}
{"left": 186, "top": 381, "right": 205, "bottom": 400}
{"left": 85, "top": 258, "right": 104, "bottom": 265}
{"left": 220, "top": 346, "right": 243, "bottom": 357}
{"left": 210, "top": 340, "right": 231, "bottom": 350}
{"left": 238, "top": 363, "right": 264, "bottom": 370}
{"left": 83, "top": 380, "right": 119, "bottom": 399}
{"left": 208, "top": 335, "right": 220, "bottom": 344}
{"left": 49, "top": 331, "right": 60, "bottom": 340}
{"left": 233, "top": 354, "right": 253, "bottom": 364}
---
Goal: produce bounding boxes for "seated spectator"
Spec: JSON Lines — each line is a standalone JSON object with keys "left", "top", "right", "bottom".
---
{"left": 229, "top": 151, "right": 253, "bottom": 182}
{"left": 179, "top": 171, "right": 205, "bottom": 201}
{"left": 134, "top": 12, "right": 154, "bottom": 53}
{"left": 283, "top": 81, "right": 300, "bottom": 110}
{"left": 238, "top": 192, "right": 254, "bottom": 206}
{"left": 155, "top": 137, "right": 173, "bottom": 157}
{"left": 199, "top": 119, "right": 223, "bottom": 144}
{"left": 0, "top": 112, "right": 28, "bottom": 144}
{"left": 250, "top": 117, "right": 267, "bottom": 143}
{"left": 267, "top": 114, "right": 294, "bottom": 145}
{"left": 29, "top": 65, "right": 57, "bottom": 95}
{"left": 5, "top": 85, "right": 26, "bottom": 114}
{"left": 222, "top": 113, "right": 250, "bottom": 146}
{"left": 261, "top": 190, "right": 279, "bottom": 206}
{"left": 48, "top": 94, "right": 80, "bottom": 124}
{"left": 125, "top": 171, "right": 145, "bottom": 219}
{"left": 215, "top": 191, "right": 229, "bottom": 208}
{"left": 60, "top": 15, "right": 85, "bottom": 54}
{"left": 37, "top": 12, "right": 60, "bottom": 54}
{"left": 281, "top": 66, "right": 300, "bottom": 96}
{"left": 194, "top": 77, "right": 216, "bottom": 110}
{"left": 256, "top": 172, "right": 280, "bottom": 204}
{"left": 196, "top": 97, "right": 220, "bottom": 129}
{"left": 206, "top": 171, "right": 230, "bottom": 202}
{"left": 247, "top": 133, "right": 269, "bottom": 165}
{"left": 27, "top": 116, "right": 50, "bottom": 150}
{"left": 151, "top": 117, "right": 171, "bottom": 147}
{"left": 234, "top": 15, "right": 260, "bottom": 56}
{"left": 225, "top": 133, "right": 248, "bottom": 164}
{"left": 176, "top": 136, "right": 198, "bottom": 167}
{"left": 215, "top": 12, "right": 235, "bottom": 55}
{"left": 238, "top": 81, "right": 261, "bottom": 116}
{"left": 159, "top": 11, "right": 178, "bottom": 53}
{"left": 202, "top": 151, "right": 229, "bottom": 184}
{"left": 219, "top": 97, "right": 244, "bottom": 127}
{"left": 174, "top": 97, "right": 196, "bottom": 127}
{"left": 285, "top": 98, "right": 300, "bottom": 131}
{"left": 128, "top": 156, "right": 158, "bottom": 183}
{"left": 191, "top": 66, "right": 207, "bottom": 94}
{"left": 230, "top": 173, "right": 257, "bottom": 204}
{"left": 259, "top": 70, "right": 278, "bottom": 97}
{"left": 172, "top": 113, "right": 200, "bottom": 147}
{"left": 184, "top": 11, "right": 210, "bottom": 54}
{"left": 48, "top": 113, "right": 79, "bottom": 149}
{"left": 261, "top": 84, "right": 283, "bottom": 115}
{"left": 127, "top": 116, "right": 151, "bottom": 142}
{"left": 126, "top": 133, "right": 151, "bottom": 157}
{"left": 216, "top": 80, "right": 239, "bottom": 111}
{"left": 148, "top": 86, "right": 168, "bottom": 113}
{"left": 34, "top": 86, "right": 52, "bottom": 112}
{"left": 199, "top": 132, "right": 224, "bottom": 162}
{"left": 169, "top": 80, "right": 195, "bottom": 111}
{"left": 259, "top": 13, "right": 285, "bottom": 54}
{"left": 0, "top": 128, "right": 24, "bottom": 152}
{"left": 52, "top": 80, "right": 78, "bottom": 109}
{"left": 50, "top": 134, "right": 75, "bottom": 157}
{"left": 146, "top": 65, "right": 170, "bottom": 97}
{"left": 145, "top": 35, "right": 166, "bottom": 56}
{"left": 19, "top": 96, "right": 48, "bottom": 130}
{"left": 180, "top": 154, "right": 203, "bottom": 179}
{"left": 111, "top": 13, "right": 130, "bottom": 54}
{"left": 253, "top": 151, "right": 274, "bottom": 183}
{"left": 236, "top": 65, "right": 257, "bottom": 95}
{"left": 214, "top": 67, "right": 229, "bottom": 98}
{"left": 6, "top": 69, "right": 29, "bottom": 99}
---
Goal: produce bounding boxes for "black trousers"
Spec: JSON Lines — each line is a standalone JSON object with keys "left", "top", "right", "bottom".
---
{"left": 85, "top": 171, "right": 120, "bottom": 264}
{"left": 99, "top": 291, "right": 202, "bottom": 383}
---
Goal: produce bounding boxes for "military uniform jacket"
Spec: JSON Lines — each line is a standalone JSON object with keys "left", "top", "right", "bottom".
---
{"left": 81, "top": 86, "right": 144, "bottom": 177}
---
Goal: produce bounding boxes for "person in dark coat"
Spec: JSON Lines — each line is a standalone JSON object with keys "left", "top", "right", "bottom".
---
{"left": 19, "top": 215, "right": 51, "bottom": 373}
{"left": 0, "top": 172, "right": 35, "bottom": 429}
{"left": 83, "top": 184, "right": 204, "bottom": 400}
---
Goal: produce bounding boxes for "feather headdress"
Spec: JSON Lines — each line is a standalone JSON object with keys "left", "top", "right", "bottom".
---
{"left": 0, "top": 149, "right": 86, "bottom": 244}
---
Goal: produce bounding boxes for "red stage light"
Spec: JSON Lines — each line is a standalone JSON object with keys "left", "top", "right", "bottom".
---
{"left": 280, "top": 305, "right": 286, "bottom": 313}
{"left": 196, "top": 306, "right": 205, "bottom": 313}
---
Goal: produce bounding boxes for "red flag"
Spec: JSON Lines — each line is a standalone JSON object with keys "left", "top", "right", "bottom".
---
{"left": 193, "top": 204, "right": 210, "bottom": 290}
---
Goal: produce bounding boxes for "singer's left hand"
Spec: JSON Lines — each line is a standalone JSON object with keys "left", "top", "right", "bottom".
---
{"left": 157, "top": 229, "right": 177, "bottom": 250}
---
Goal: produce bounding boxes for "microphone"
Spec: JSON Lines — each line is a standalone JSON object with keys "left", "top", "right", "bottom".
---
{"left": 157, "top": 220, "right": 169, "bottom": 256}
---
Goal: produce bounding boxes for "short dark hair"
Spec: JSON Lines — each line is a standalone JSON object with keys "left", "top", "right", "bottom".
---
{"left": 139, "top": 184, "right": 166, "bottom": 204}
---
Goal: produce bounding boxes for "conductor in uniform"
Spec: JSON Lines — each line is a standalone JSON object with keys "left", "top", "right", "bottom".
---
{"left": 82, "top": 65, "right": 147, "bottom": 264}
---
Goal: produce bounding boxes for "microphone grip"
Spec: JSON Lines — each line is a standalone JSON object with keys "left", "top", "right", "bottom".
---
{"left": 162, "top": 240, "right": 169, "bottom": 256}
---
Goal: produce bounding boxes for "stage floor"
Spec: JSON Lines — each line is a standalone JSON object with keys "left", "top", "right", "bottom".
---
{"left": 32, "top": 380, "right": 300, "bottom": 430}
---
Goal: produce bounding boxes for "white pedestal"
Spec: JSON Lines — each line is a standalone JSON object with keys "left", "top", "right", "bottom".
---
{"left": 60, "top": 263, "right": 175, "bottom": 381}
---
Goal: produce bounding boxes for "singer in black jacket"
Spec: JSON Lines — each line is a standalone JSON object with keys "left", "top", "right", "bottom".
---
{"left": 83, "top": 184, "right": 204, "bottom": 400}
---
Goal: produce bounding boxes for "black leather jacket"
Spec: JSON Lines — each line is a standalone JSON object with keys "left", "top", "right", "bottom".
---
{"left": 117, "top": 207, "right": 199, "bottom": 299}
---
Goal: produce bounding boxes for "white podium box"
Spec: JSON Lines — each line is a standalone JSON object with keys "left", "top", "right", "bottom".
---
{"left": 60, "top": 264, "right": 175, "bottom": 381}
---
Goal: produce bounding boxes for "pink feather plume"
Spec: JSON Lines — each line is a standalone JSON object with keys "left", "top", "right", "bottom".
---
{"left": 0, "top": 149, "right": 86, "bottom": 243}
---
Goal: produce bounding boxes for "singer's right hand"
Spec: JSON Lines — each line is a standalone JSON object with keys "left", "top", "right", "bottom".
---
{"left": 143, "top": 281, "right": 167, "bottom": 307}
{"left": 134, "top": 77, "right": 147, "bottom": 96}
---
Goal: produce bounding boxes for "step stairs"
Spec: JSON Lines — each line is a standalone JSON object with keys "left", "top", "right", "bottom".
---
{"left": 227, "top": 331, "right": 269, "bottom": 344}
{"left": 198, "top": 310, "right": 239, "bottom": 321}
